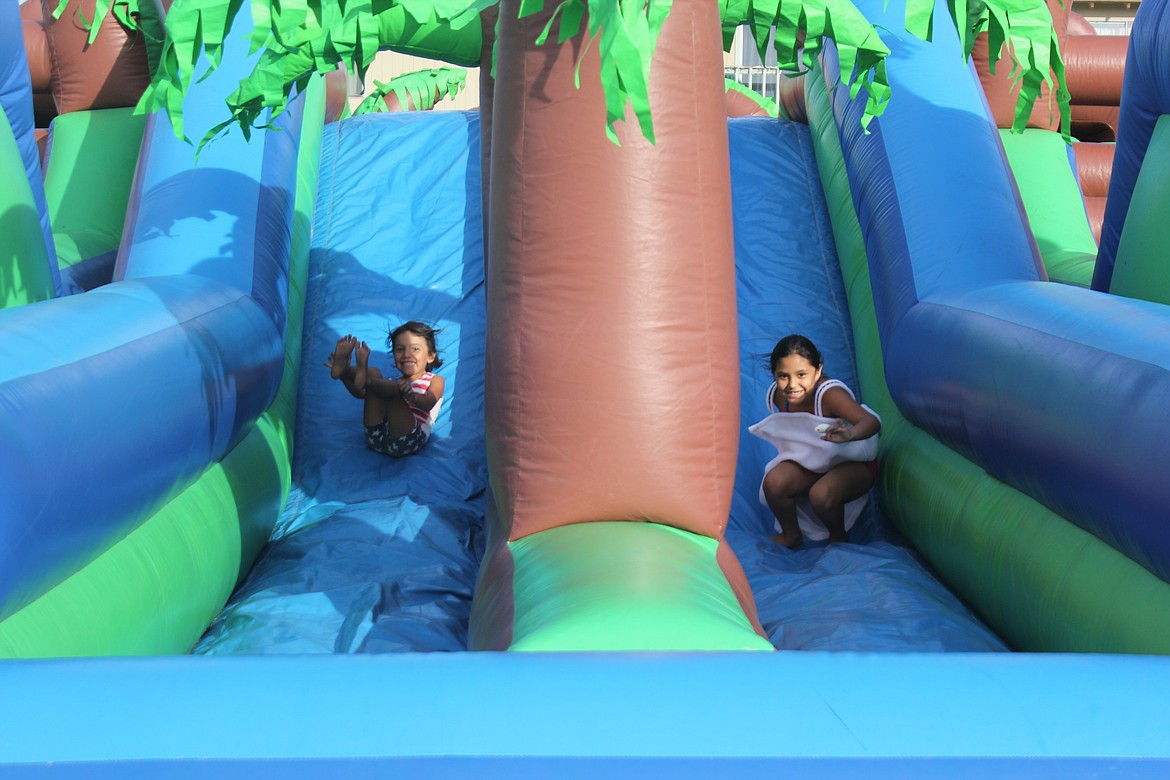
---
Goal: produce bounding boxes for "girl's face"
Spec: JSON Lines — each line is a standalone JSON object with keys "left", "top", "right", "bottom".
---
{"left": 772, "top": 353, "right": 822, "bottom": 410}
{"left": 392, "top": 332, "right": 435, "bottom": 380}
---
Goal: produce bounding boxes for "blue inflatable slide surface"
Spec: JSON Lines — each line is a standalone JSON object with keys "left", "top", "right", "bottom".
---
{"left": 187, "top": 109, "right": 1003, "bottom": 657}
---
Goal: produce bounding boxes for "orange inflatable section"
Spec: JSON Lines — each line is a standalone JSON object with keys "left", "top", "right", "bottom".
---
{"left": 973, "top": 5, "right": 1126, "bottom": 142}
{"left": 485, "top": 0, "right": 739, "bottom": 543}
{"left": 974, "top": 7, "right": 1126, "bottom": 243}
{"left": 1064, "top": 14, "right": 1127, "bottom": 143}
{"left": 972, "top": 0, "right": 1070, "bottom": 132}
{"left": 1073, "top": 141, "right": 1114, "bottom": 241}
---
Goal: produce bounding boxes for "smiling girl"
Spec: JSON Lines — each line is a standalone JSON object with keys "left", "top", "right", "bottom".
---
{"left": 759, "top": 334, "right": 880, "bottom": 547}
{"left": 326, "top": 321, "right": 445, "bottom": 458}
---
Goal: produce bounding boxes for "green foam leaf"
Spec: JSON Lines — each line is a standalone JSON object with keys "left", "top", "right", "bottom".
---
{"left": 352, "top": 66, "right": 468, "bottom": 113}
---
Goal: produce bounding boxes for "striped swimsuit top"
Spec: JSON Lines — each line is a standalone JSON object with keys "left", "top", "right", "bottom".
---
{"left": 404, "top": 371, "right": 442, "bottom": 434}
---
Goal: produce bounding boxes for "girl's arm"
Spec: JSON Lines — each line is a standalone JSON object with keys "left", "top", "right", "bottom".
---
{"left": 820, "top": 386, "right": 880, "bottom": 442}
{"left": 408, "top": 374, "right": 445, "bottom": 411}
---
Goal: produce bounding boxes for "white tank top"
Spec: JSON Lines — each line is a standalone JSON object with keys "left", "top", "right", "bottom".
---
{"left": 765, "top": 378, "right": 853, "bottom": 415}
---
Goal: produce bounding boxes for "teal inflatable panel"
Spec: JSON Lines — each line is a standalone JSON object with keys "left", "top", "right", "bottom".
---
{"left": 2, "top": 653, "right": 1168, "bottom": 774}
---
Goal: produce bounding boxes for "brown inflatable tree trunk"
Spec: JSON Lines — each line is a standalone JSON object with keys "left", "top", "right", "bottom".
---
{"left": 485, "top": 0, "right": 739, "bottom": 542}
{"left": 40, "top": 0, "right": 153, "bottom": 115}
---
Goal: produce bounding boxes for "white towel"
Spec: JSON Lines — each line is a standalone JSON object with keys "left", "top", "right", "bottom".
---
{"left": 748, "top": 411, "right": 878, "bottom": 474}
{"left": 750, "top": 410, "right": 879, "bottom": 541}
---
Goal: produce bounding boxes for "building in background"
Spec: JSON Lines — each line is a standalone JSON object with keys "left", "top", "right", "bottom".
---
{"left": 1073, "top": 0, "right": 1140, "bottom": 34}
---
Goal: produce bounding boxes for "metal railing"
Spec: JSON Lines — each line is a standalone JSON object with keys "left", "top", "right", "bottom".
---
{"left": 1090, "top": 20, "right": 1132, "bottom": 35}
{"left": 724, "top": 65, "right": 786, "bottom": 106}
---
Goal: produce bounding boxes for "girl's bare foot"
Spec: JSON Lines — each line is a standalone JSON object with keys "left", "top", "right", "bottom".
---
{"left": 329, "top": 335, "right": 357, "bottom": 379}
{"left": 770, "top": 529, "right": 803, "bottom": 549}
{"left": 353, "top": 341, "right": 371, "bottom": 390}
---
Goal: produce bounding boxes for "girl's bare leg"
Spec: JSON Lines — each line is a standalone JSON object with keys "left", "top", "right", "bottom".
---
{"left": 762, "top": 461, "right": 819, "bottom": 548}
{"left": 353, "top": 341, "right": 371, "bottom": 392}
{"left": 808, "top": 462, "right": 876, "bottom": 543}
{"left": 327, "top": 335, "right": 368, "bottom": 398}
{"left": 329, "top": 335, "right": 357, "bottom": 380}
{"left": 360, "top": 366, "right": 417, "bottom": 437}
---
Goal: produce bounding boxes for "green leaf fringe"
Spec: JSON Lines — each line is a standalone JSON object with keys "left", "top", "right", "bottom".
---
{"left": 721, "top": 0, "right": 893, "bottom": 129}
{"left": 53, "top": 0, "right": 1071, "bottom": 148}
{"left": 352, "top": 66, "right": 469, "bottom": 114}
{"left": 50, "top": 0, "right": 165, "bottom": 76}
{"left": 903, "top": 0, "right": 1071, "bottom": 140}
{"left": 724, "top": 77, "right": 781, "bottom": 118}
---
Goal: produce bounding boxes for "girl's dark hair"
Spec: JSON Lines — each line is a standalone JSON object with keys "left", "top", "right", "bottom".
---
{"left": 387, "top": 320, "right": 443, "bottom": 370}
{"left": 768, "top": 334, "right": 822, "bottom": 374}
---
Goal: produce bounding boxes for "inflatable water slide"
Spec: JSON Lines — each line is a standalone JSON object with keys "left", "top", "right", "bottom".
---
{"left": 2, "top": 0, "right": 1170, "bottom": 774}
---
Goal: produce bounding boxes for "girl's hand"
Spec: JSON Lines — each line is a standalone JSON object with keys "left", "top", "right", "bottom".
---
{"left": 819, "top": 385, "right": 881, "bottom": 442}
{"left": 821, "top": 419, "right": 853, "bottom": 442}
{"left": 397, "top": 377, "right": 414, "bottom": 396}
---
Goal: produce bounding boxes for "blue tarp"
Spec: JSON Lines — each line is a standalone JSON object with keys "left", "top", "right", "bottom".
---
{"left": 196, "top": 111, "right": 1003, "bottom": 655}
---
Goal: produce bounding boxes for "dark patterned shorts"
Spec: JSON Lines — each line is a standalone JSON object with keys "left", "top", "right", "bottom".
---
{"left": 365, "top": 422, "right": 429, "bottom": 457}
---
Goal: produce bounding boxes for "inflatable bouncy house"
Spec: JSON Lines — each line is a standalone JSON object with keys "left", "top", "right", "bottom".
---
{"left": 2, "top": 0, "right": 1170, "bottom": 774}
